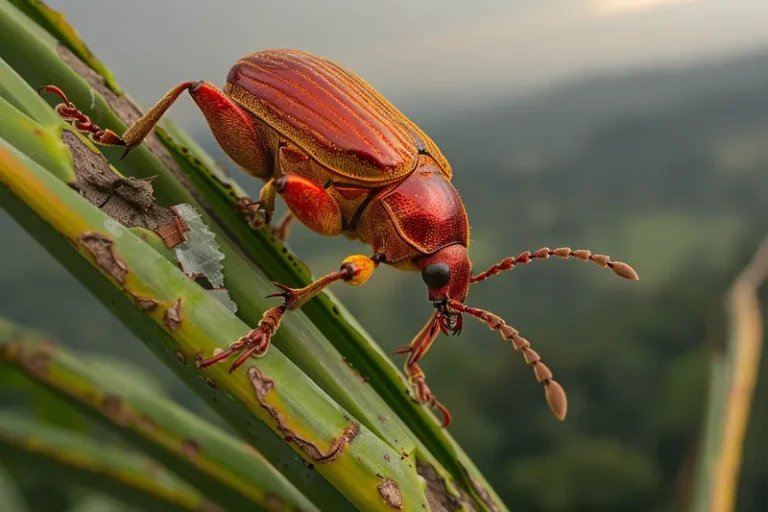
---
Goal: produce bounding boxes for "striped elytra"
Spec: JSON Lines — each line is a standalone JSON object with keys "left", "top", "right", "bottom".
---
{"left": 225, "top": 49, "right": 451, "bottom": 183}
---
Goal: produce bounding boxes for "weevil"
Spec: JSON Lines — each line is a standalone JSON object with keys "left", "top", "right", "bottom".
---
{"left": 42, "top": 49, "right": 638, "bottom": 427}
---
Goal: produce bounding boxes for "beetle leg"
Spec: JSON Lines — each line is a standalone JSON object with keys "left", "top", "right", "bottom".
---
{"left": 40, "top": 82, "right": 271, "bottom": 177}
{"left": 38, "top": 85, "right": 124, "bottom": 146}
{"left": 198, "top": 254, "right": 378, "bottom": 371}
{"left": 393, "top": 311, "right": 452, "bottom": 427}
{"left": 274, "top": 175, "right": 342, "bottom": 236}
{"left": 405, "top": 362, "right": 452, "bottom": 428}
{"left": 184, "top": 82, "right": 271, "bottom": 178}
{"left": 236, "top": 178, "right": 278, "bottom": 228}
{"left": 272, "top": 211, "right": 296, "bottom": 242}
{"left": 198, "top": 304, "right": 284, "bottom": 372}
{"left": 267, "top": 254, "right": 377, "bottom": 310}
{"left": 120, "top": 81, "right": 270, "bottom": 176}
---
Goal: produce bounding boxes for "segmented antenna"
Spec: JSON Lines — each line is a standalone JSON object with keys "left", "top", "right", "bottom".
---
{"left": 471, "top": 247, "right": 639, "bottom": 284}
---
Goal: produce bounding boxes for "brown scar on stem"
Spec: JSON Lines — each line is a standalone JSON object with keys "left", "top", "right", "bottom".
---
{"left": 456, "top": 488, "right": 478, "bottom": 512}
{"left": 100, "top": 393, "right": 132, "bottom": 427}
{"left": 78, "top": 232, "right": 128, "bottom": 284}
{"left": 416, "top": 461, "right": 466, "bottom": 512}
{"left": 264, "top": 494, "right": 286, "bottom": 512}
{"left": 15, "top": 344, "right": 54, "bottom": 378}
{"left": 462, "top": 466, "right": 499, "bottom": 512}
{"left": 199, "top": 501, "right": 225, "bottom": 512}
{"left": 377, "top": 479, "right": 403, "bottom": 510}
{"left": 135, "top": 414, "right": 159, "bottom": 434}
{"left": 205, "top": 378, "right": 216, "bottom": 389}
{"left": 247, "top": 366, "right": 358, "bottom": 463}
{"left": 181, "top": 439, "right": 201, "bottom": 461}
{"left": 164, "top": 298, "right": 183, "bottom": 331}
{"left": 131, "top": 294, "right": 158, "bottom": 312}
{"left": 175, "top": 350, "right": 185, "bottom": 363}
{"left": 145, "top": 459, "right": 165, "bottom": 476}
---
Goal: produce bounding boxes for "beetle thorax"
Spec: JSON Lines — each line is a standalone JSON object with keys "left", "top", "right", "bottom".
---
{"left": 355, "top": 166, "right": 470, "bottom": 269}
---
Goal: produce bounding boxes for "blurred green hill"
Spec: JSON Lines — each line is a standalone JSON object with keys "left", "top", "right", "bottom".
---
{"left": 3, "top": 47, "right": 768, "bottom": 511}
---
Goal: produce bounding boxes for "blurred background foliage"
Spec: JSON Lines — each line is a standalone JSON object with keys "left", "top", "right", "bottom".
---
{"left": 2, "top": 1, "right": 768, "bottom": 511}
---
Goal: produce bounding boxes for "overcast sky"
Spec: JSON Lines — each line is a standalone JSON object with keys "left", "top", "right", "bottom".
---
{"left": 44, "top": 0, "right": 768, "bottom": 130}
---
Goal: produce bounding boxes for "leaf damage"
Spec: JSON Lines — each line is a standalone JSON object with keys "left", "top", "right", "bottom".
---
{"left": 12, "top": 340, "right": 54, "bottom": 379}
{"left": 100, "top": 393, "right": 131, "bottom": 427}
{"left": 132, "top": 295, "right": 159, "bottom": 312}
{"left": 377, "top": 479, "right": 403, "bottom": 510}
{"left": 181, "top": 439, "right": 201, "bottom": 461}
{"left": 63, "top": 131, "right": 183, "bottom": 238}
{"left": 416, "top": 461, "right": 466, "bottom": 512}
{"left": 78, "top": 231, "right": 128, "bottom": 284}
{"left": 247, "top": 366, "right": 358, "bottom": 463}
{"left": 462, "top": 466, "right": 500, "bottom": 512}
{"left": 59, "top": 104, "right": 235, "bottom": 311}
{"left": 164, "top": 298, "right": 183, "bottom": 332}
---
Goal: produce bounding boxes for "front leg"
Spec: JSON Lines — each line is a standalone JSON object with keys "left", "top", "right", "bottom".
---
{"left": 237, "top": 175, "right": 341, "bottom": 238}
{"left": 274, "top": 175, "right": 342, "bottom": 237}
{"left": 236, "top": 178, "right": 278, "bottom": 229}
{"left": 198, "top": 254, "right": 379, "bottom": 371}
{"left": 393, "top": 312, "right": 452, "bottom": 427}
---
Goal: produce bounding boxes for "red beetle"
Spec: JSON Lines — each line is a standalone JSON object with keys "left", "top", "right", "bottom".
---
{"left": 43, "top": 49, "right": 638, "bottom": 427}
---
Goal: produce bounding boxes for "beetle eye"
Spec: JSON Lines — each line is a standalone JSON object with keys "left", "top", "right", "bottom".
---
{"left": 422, "top": 263, "right": 451, "bottom": 289}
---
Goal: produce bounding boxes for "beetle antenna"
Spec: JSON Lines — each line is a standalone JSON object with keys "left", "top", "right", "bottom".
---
{"left": 448, "top": 301, "right": 567, "bottom": 421}
{"left": 470, "top": 247, "right": 638, "bottom": 284}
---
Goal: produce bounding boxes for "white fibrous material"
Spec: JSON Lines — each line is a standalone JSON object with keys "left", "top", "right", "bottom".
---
{"left": 207, "top": 288, "right": 239, "bottom": 314}
{"left": 172, "top": 204, "right": 237, "bottom": 313}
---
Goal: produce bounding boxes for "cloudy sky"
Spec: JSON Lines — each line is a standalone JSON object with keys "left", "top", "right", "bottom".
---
{"left": 44, "top": 0, "right": 768, "bottom": 129}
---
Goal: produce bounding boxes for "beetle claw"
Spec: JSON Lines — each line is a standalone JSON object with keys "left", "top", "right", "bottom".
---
{"left": 235, "top": 198, "right": 269, "bottom": 229}
{"left": 265, "top": 281, "right": 295, "bottom": 300}
{"left": 433, "top": 400, "right": 453, "bottom": 428}
{"left": 412, "top": 376, "right": 452, "bottom": 427}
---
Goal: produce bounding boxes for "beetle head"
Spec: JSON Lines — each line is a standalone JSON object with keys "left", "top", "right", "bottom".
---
{"left": 415, "top": 244, "right": 471, "bottom": 335}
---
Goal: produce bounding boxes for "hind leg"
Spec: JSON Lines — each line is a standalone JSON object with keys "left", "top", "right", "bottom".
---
{"left": 40, "top": 82, "right": 271, "bottom": 178}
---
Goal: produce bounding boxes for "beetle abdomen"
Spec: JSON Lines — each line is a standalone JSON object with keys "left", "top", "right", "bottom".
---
{"left": 225, "top": 49, "right": 450, "bottom": 183}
